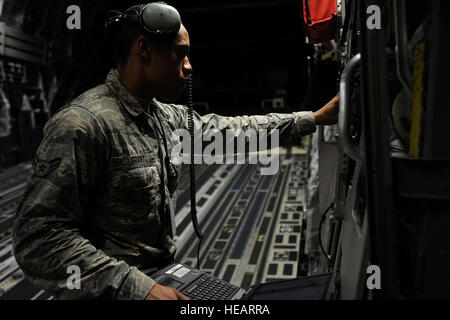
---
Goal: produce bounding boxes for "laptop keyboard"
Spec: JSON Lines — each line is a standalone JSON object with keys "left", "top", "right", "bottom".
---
{"left": 182, "top": 274, "right": 239, "bottom": 300}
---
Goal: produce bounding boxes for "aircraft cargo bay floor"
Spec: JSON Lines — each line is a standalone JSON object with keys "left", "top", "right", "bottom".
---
{"left": 0, "top": 140, "right": 310, "bottom": 299}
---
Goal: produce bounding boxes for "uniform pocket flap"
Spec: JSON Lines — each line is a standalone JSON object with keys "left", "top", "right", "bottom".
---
{"left": 112, "top": 153, "right": 157, "bottom": 169}
{"left": 111, "top": 154, "right": 161, "bottom": 189}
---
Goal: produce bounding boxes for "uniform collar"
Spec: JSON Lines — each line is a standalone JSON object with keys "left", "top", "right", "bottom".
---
{"left": 105, "top": 69, "right": 158, "bottom": 118}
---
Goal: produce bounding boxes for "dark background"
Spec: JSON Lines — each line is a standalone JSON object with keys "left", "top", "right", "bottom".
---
{"left": 0, "top": 0, "right": 341, "bottom": 168}
{"left": 2, "top": 0, "right": 323, "bottom": 116}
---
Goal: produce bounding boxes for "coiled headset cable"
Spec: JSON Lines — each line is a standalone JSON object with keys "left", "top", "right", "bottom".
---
{"left": 187, "top": 74, "right": 204, "bottom": 270}
{"left": 319, "top": 202, "right": 334, "bottom": 263}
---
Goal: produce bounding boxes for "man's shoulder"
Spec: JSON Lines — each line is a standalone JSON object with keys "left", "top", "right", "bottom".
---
{"left": 154, "top": 99, "right": 187, "bottom": 124}
{"left": 45, "top": 84, "right": 117, "bottom": 136}
{"left": 155, "top": 99, "right": 185, "bottom": 111}
{"left": 69, "top": 84, "right": 120, "bottom": 117}
{"left": 50, "top": 84, "right": 121, "bottom": 127}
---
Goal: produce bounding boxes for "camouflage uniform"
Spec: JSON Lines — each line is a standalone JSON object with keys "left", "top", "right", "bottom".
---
{"left": 12, "top": 69, "right": 316, "bottom": 299}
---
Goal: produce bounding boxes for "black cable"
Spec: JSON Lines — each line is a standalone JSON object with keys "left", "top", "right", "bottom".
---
{"left": 187, "top": 74, "right": 203, "bottom": 270}
{"left": 196, "top": 236, "right": 203, "bottom": 271}
{"left": 319, "top": 203, "right": 334, "bottom": 263}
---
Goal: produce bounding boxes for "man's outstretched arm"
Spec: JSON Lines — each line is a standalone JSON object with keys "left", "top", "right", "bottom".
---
{"left": 167, "top": 94, "right": 339, "bottom": 141}
{"left": 313, "top": 93, "right": 340, "bottom": 126}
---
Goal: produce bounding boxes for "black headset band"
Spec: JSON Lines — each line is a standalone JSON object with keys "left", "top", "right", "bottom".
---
{"left": 106, "top": 2, "right": 181, "bottom": 38}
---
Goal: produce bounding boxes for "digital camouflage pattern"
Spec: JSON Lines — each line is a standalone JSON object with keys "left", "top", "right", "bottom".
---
{"left": 12, "top": 69, "right": 316, "bottom": 299}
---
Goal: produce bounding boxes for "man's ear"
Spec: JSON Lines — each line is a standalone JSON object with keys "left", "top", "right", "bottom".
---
{"left": 136, "top": 35, "right": 152, "bottom": 60}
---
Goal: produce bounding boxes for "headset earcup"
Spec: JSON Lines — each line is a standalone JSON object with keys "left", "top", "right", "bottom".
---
{"left": 140, "top": 2, "right": 181, "bottom": 36}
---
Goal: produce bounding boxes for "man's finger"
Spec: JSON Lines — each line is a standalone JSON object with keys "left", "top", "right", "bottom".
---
{"left": 176, "top": 290, "right": 190, "bottom": 300}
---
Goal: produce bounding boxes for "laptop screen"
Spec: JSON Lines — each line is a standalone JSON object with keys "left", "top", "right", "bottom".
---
{"left": 246, "top": 274, "right": 332, "bottom": 300}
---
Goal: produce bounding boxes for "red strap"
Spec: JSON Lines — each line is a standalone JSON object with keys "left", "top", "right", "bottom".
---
{"left": 303, "top": 0, "right": 337, "bottom": 26}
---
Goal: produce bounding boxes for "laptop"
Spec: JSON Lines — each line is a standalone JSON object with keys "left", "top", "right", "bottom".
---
{"left": 150, "top": 263, "right": 247, "bottom": 300}
{"left": 151, "top": 263, "right": 332, "bottom": 300}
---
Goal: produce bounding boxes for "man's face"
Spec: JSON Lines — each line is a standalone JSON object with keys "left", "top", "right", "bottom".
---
{"left": 147, "top": 25, "right": 192, "bottom": 101}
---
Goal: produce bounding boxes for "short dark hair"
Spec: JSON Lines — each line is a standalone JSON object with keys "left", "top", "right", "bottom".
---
{"left": 111, "top": 4, "right": 146, "bottom": 65}
{"left": 107, "top": 3, "right": 180, "bottom": 65}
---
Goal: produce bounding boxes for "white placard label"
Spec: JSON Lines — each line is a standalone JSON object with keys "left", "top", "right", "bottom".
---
{"left": 172, "top": 267, "right": 190, "bottom": 278}
{"left": 165, "top": 264, "right": 182, "bottom": 275}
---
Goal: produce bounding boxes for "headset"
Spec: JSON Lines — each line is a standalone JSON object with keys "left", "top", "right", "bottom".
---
{"left": 105, "top": 2, "right": 181, "bottom": 38}
{"left": 106, "top": 2, "right": 204, "bottom": 268}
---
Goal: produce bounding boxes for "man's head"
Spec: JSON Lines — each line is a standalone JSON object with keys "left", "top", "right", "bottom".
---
{"left": 108, "top": 2, "right": 192, "bottom": 101}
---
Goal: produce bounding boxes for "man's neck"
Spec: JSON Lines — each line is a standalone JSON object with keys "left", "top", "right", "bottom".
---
{"left": 117, "top": 64, "right": 155, "bottom": 102}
